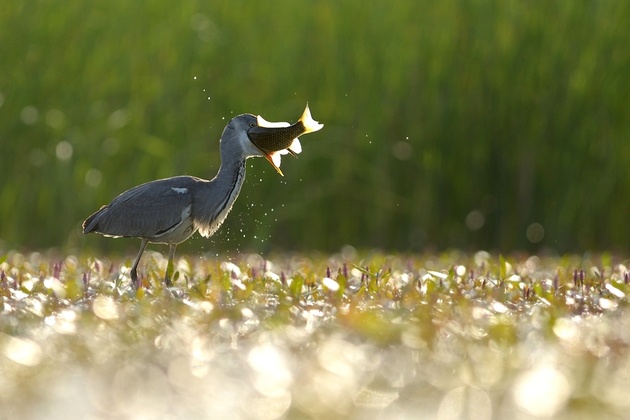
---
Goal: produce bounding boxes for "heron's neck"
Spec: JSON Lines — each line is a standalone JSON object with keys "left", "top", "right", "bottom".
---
{"left": 214, "top": 156, "right": 247, "bottom": 201}
{"left": 193, "top": 154, "right": 247, "bottom": 238}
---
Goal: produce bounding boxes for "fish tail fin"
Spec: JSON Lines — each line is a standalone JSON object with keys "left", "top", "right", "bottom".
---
{"left": 300, "top": 103, "right": 324, "bottom": 134}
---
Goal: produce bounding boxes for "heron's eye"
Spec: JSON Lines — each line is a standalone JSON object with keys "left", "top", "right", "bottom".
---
{"left": 249, "top": 122, "right": 256, "bottom": 128}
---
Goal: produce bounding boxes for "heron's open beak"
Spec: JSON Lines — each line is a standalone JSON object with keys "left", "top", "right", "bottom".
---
{"left": 262, "top": 152, "right": 284, "bottom": 176}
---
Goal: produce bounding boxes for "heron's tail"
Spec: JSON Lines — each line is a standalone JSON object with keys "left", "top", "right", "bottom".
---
{"left": 82, "top": 205, "right": 107, "bottom": 233}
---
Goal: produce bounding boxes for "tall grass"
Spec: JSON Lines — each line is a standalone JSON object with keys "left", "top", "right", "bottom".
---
{"left": 1, "top": 1, "right": 629, "bottom": 252}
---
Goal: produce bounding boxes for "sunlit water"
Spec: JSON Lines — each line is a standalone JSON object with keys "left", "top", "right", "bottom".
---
{"left": 1, "top": 251, "right": 630, "bottom": 419}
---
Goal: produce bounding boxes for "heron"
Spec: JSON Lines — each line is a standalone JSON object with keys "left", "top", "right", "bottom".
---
{"left": 83, "top": 104, "right": 323, "bottom": 288}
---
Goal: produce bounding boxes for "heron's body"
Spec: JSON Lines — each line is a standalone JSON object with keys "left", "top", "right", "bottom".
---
{"left": 83, "top": 107, "right": 323, "bottom": 288}
{"left": 84, "top": 170, "right": 246, "bottom": 244}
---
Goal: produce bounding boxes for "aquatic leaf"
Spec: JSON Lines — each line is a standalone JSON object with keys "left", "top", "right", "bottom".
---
{"left": 289, "top": 274, "right": 305, "bottom": 298}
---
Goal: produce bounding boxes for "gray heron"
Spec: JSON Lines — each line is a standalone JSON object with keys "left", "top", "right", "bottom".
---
{"left": 83, "top": 105, "right": 323, "bottom": 288}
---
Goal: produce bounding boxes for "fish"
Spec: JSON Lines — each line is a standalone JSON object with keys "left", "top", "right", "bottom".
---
{"left": 247, "top": 104, "right": 323, "bottom": 175}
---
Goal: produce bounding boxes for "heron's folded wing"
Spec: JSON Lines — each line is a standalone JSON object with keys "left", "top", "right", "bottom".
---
{"left": 86, "top": 176, "right": 196, "bottom": 239}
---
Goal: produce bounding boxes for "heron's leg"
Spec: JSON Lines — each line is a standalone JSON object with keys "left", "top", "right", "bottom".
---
{"left": 164, "top": 244, "right": 177, "bottom": 286}
{"left": 130, "top": 239, "right": 149, "bottom": 289}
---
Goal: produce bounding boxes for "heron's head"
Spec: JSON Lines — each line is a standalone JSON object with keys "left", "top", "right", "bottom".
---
{"left": 223, "top": 105, "right": 323, "bottom": 176}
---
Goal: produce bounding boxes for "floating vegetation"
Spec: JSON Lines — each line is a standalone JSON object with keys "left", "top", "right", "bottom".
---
{"left": 1, "top": 250, "right": 630, "bottom": 419}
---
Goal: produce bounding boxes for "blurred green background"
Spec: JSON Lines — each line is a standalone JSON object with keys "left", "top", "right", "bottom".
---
{"left": 1, "top": 0, "right": 629, "bottom": 254}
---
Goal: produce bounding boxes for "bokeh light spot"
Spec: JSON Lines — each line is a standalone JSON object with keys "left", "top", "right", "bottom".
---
{"left": 526, "top": 222, "right": 545, "bottom": 243}
{"left": 20, "top": 106, "right": 39, "bottom": 125}
{"left": 93, "top": 296, "right": 119, "bottom": 320}
{"left": 56, "top": 140, "right": 73, "bottom": 161}
{"left": 103, "top": 137, "right": 120, "bottom": 155}
{"left": 465, "top": 210, "right": 485, "bottom": 231}
{"left": 1, "top": 335, "right": 43, "bottom": 366}
{"left": 45, "top": 109, "right": 66, "bottom": 129}
{"left": 85, "top": 168, "right": 103, "bottom": 188}
{"left": 512, "top": 366, "right": 570, "bottom": 417}
{"left": 29, "top": 148, "right": 47, "bottom": 166}
{"left": 392, "top": 141, "right": 413, "bottom": 160}
{"left": 438, "top": 387, "right": 492, "bottom": 420}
